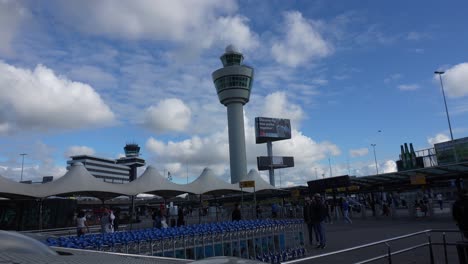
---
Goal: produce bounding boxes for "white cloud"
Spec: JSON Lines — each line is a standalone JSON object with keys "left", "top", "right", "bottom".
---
{"left": 398, "top": 84, "right": 419, "bottom": 91}
{"left": 349, "top": 148, "right": 368, "bottom": 158}
{"left": 0, "top": 141, "right": 67, "bottom": 182}
{"left": 260, "top": 92, "right": 304, "bottom": 126}
{"left": 384, "top": 73, "right": 402, "bottom": 84}
{"left": 144, "top": 98, "right": 192, "bottom": 133}
{"left": 67, "top": 65, "right": 117, "bottom": 89}
{"left": 271, "top": 11, "right": 332, "bottom": 67}
{"left": 381, "top": 160, "right": 397, "bottom": 174}
{"left": 64, "top": 146, "right": 96, "bottom": 158}
{"left": 145, "top": 92, "right": 341, "bottom": 185}
{"left": 406, "top": 32, "right": 426, "bottom": 41}
{"left": 437, "top": 63, "right": 468, "bottom": 97}
{"left": 427, "top": 133, "right": 450, "bottom": 146}
{"left": 0, "top": 0, "right": 28, "bottom": 56}
{"left": 51, "top": 0, "right": 258, "bottom": 53}
{"left": 0, "top": 61, "right": 116, "bottom": 132}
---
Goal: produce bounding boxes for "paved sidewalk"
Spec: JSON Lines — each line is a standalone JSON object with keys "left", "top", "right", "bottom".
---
{"left": 300, "top": 212, "right": 460, "bottom": 264}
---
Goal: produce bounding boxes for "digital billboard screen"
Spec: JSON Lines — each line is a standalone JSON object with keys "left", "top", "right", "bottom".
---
{"left": 257, "top": 156, "right": 295, "bottom": 170}
{"left": 434, "top": 137, "right": 468, "bottom": 165}
{"left": 255, "top": 117, "right": 292, "bottom": 143}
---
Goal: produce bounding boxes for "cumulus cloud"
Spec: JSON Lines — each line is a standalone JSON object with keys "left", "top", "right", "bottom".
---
{"left": 260, "top": 92, "right": 304, "bottom": 125}
{"left": 381, "top": 160, "right": 397, "bottom": 174}
{"left": 349, "top": 148, "right": 368, "bottom": 158}
{"left": 51, "top": 0, "right": 258, "bottom": 52}
{"left": 145, "top": 92, "right": 341, "bottom": 185}
{"left": 384, "top": 73, "right": 402, "bottom": 84}
{"left": 0, "top": 141, "right": 67, "bottom": 182}
{"left": 437, "top": 63, "right": 468, "bottom": 97}
{"left": 398, "top": 84, "right": 419, "bottom": 91}
{"left": 64, "top": 146, "right": 96, "bottom": 158}
{"left": 67, "top": 65, "right": 117, "bottom": 89}
{"left": 0, "top": 61, "right": 115, "bottom": 133}
{"left": 427, "top": 133, "right": 450, "bottom": 146}
{"left": 144, "top": 98, "right": 191, "bottom": 133}
{"left": 271, "top": 11, "right": 332, "bottom": 67}
{"left": 0, "top": 0, "right": 28, "bottom": 56}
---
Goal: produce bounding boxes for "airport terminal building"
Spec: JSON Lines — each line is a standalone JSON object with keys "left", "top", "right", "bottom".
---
{"left": 66, "top": 144, "right": 145, "bottom": 183}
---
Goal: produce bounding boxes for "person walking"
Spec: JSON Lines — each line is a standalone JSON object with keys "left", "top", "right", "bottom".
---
{"left": 342, "top": 198, "right": 353, "bottom": 224}
{"left": 312, "top": 194, "right": 327, "bottom": 249}
{"left": 303, "top": 197, "right": 316, "bottom": 246}
{"left": 113, "top": 208, "right": 120, "bottom": 232}
{"left": 177, "top": 206, "right": 185, "bottom": 226}
{"left": 76, "top": 210, "right": 89, "bottom": 237}
{"left": 437, "top": 193, "right": 444, "bottom": 210}
{"left": 100, "top": 208, "right": 114, "bottom": 233}
{"left": 453, "top": 190, "right": 468, "bottom": 239}
{"left": 232, "top": 203, "right": 241, "bottom": 221}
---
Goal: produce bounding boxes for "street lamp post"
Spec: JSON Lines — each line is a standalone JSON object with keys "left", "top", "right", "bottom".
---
{"left": 20, "top": 153, "right": 27, "bottom": 182}
{"left": 371, "top": 144, "right": 378, "bottom": 175}
{"left": 434, "top": 71, "right": 454, "bottom": 141}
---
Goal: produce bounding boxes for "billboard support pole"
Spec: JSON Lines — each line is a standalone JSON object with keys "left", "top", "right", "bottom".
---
{"left": 267, "top": 141, "right": 275, "bottom": 186}
{"left": 241, "top": 186, "right": 244, "bottom": 215}
{"left": 253, "top": 186, "right": 257, "bottom": 218}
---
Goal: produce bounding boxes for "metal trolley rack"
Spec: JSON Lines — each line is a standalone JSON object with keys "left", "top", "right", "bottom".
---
{"left": 47, "top": 219, "right": 306, "bottom": 263}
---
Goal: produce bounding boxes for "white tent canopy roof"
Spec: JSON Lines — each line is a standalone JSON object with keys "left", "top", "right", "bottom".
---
{"left": 0, "top": 174, "right": 40, "bottom": 199}
{"left": 0, "top": 164, "right": 276, "bottom": 200}
{"left": 186, "top": 168, "right": 242, "bottom": 195}
{"left": 35, "top": 163, "right": 131, "bottom": 199}
{"left": 126, "top": 166, "right": 192, "bottom": 198}
{"left": 245, "top": 169, "right": 277, "bottom": 192}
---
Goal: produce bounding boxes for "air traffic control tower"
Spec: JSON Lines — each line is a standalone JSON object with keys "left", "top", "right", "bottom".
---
{"left": 212, "top": 45, "right": 254, "bottom": 184}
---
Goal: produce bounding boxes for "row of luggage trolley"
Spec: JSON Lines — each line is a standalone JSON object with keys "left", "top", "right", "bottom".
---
{"left": 46, "top": 219, "right": 306, "bottom": 262}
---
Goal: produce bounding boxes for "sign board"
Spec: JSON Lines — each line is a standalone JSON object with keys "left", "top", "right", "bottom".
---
{"left": 257, "top": 156, "right": 294, "bottom": 170}
{"left": 42, "top": 176, "right": 53, "bottom": 183}
{"left": 434, "top": 137, "right": 468, "bottom": 165}
{"left": 255, "top": 117, "right": 292, "bottom": 143}
{"left": 291, "top": 189, "right": 300, "bottom": 197}
{"left": 307, "top": 175, "right": 351, "bottom": 194}
{"left": 410, "top": 174, "right": 426, "bottom": 185}
{"left": 239, "top": 180, "right": 255, "bottom": 188}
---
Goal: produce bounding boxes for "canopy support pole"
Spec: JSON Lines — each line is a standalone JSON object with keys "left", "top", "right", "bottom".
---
{"left": 199, "top": 194, "right": 202, "bottom": 224}
{"left": 129, "top": 195, "right": 135, "bottom": 230}
{"left": 39, "top": 198, "right": 43, "bottom": 230}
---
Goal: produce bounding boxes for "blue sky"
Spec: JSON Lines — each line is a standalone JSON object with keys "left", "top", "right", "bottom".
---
{"left": 0, "top": 0, "right": 467, "bottom": 186}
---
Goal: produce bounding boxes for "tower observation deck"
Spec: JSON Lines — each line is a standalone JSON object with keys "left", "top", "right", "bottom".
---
{"left": 212, "top": 45, "right": 254, "bottom": 184}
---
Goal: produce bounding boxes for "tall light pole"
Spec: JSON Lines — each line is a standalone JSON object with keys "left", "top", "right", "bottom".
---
{"left": 328, "top": 157, "right": 333, "bottom": 177}
{"left": 20, "top": 153, "right": 27, "bottom": 182}
{"left": 434, "top": 71, "right": 454, "bottom": 141}
{"left": 370, "top": 144, "right": 378, "bottom": 175}
{"left": 314, "top": 168, "right": 318, "bottom": 180}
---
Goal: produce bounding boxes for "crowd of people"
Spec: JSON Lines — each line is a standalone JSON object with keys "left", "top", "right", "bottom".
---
{"left": 75, "top": 207, "right": 121, "bottom": 236}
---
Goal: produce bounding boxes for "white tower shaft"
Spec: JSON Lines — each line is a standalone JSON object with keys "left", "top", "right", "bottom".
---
{"left": 227, "top": 103, "right": 248, "bottom": 184}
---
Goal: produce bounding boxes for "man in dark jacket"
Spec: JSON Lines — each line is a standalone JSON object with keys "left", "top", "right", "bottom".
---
{"left": 453, "top": 190, "right": 468, "bottom": 239}
{"left": 303, "top": 197, "right": 315, "bottom": 246}
{"left": 232, "top": 203, "right": 241, "bottom": 221}
{"left": 312, "top": 194, "right": 327, "bottom": 249}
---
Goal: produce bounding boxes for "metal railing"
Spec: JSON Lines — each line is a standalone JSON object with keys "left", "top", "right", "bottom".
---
{"left": 50, "top": 246, "right": 192, "bottom": 263}
{"left": 283, "top": 229, "right": 464, "bottom": 264}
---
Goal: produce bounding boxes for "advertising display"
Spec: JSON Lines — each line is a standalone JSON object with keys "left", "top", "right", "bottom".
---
{"left": 307, "top": 175, "right": 351, "bottom": 194}
{"left": 255, "top": 117, "right": 292, "bottom": 143}
{"left": 257, "top": 156, "right": 295, "bottom": 171}
{"left": 434, "top": 137, "right": 468, "bottom": 165}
